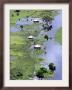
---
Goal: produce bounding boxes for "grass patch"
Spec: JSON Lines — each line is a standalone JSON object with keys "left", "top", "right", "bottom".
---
{"left": 55, "top": 27, "right": 62, "bottom": 44}
{"left": 10, "top": 11, "right": 58, "bottom": 79}
{"left": 44, "top": 70, "right": 54, "bottom": 79}
{"left": 34, "top": 49, "right": 44, "bottom": 55}
{"left": 10, "top": 10, "right": 58, "bottom": 24}
{"left": 10, "top": 53, "right": 35, "bottom": 79}
{"left": 10, "top": 25, "right": 44, "bottom": 79}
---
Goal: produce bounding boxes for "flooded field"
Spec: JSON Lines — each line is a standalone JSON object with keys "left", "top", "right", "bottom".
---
{"left": 10, "top": 10, "right": 62, "bottom": 80}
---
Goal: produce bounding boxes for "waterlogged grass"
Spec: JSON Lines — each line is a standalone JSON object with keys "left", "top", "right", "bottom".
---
{"left": 36, "top": 58, "right": 44, "bottom": 63}
{"left": 10, "top": 15, "right": 56, "bottom": 79}
{"left": 10, "top": 23, "right": 46, "bottom": 79}
{"left": 10, "top": 30, "right": 36, "bottom": 79}
{"left": 44, "top": 70, "right": 54, "bottom": 79}
{"left": 23, "top": 23, "right": 41, "bottom": 29}
{"left": 55, "top": 27, "right": 62, "bottom": 44}
{"left": 34, "top": 35, "right": 46, "bottom": 45}
{"left": 10, "top": 10, "right": 58, "bottom": 24}
{"left": 10, "top": 56, "right": 35, "bottom": 79}
{"left": 10, "top": 35, "right": 25, "bottom": 45}
{"left": 34, "top": 49, "right": 44, "bottom": 55}
{"left": 10, "top": 49, "right": 35, "bottom": 79}
{"left": 35, "top": 66, "right": 54, "bottom": 79}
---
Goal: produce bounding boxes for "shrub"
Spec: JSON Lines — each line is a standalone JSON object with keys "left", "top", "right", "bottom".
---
{"left": 20, "top": 25, "right": 23, "bottom": 30}
{"left": 44, "top": 35, "right": 49, "bottom": 40}
{"left": 40, "top": 67, "right": 48, "bottom": 73}
{"left": 10, "top": 68, "right": 23, "bottom": 80}
{"left": 14, "top": 10, "right": 20, "bottom": 16}
{"left": 36, "top": 67, "right": 48, "bottom": 79}
{"left": 49, "top": 63, "right": 56, "bottom": 71}
{"left": 36, "top": 69, "right": 44, "bottom": 79}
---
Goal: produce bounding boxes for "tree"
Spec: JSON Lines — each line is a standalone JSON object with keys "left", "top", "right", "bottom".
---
{"left": 26, "top": 16, "right": 29, "bottom": 21}
{"left": 36, "top": 70, "right": 44, "bottom": 80}
{"left": 44, "top": 35, "right": 49, "bottom": 40}
{"left": 49, "top": 63, "right": 56, "bottom": 71}
{"left": 12, "top": 14, "right": 14, "bottom": 17}
{"left": 40, "top": 67, "right": 48, "bottom": 73}
{"left": 20, "top": 25, "right": 23, "bottom": 30}
{"left": 19, "top": 18, "right": 20, "bottom": 21}
{"left": 15, "top": 10, "right": 20, "bottom": 16}
{"left": 47, "top": 25, "right": 52, "bottom": 31}
{"left": 40, "top": 11, "right": 53, "bottom": 22}
{"left": 36, "top": 67, "right": 48, "bottom": 79}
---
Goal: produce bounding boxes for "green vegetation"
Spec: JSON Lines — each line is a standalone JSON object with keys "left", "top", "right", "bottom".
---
{"left": 55, "top": 27, "right": 62, "bottom": 44}
{"left": 44, "top": 70, "right": 54, "bottom": 79}
{"left": 10, "top": 30, "right": 34, "bottom": 79}
{"left": 34, "top": 35, "right": 46, "bottom": 45}
{"left": 44, "top": 35, "right": 49, "bottom": 40}
{"left": 10, "top": 24, "right": 46, "bottom": 79}
{"left": 36, "top": 67, "right": 54, "bottom": 79}
{"left": 34, "top": 49, "right": 44, "bottom": 55}
{"left": 36, "top": 58, "right": 44, "bottom": 63}
{"left": 10, "top": 23, "right": 54, "bottom": 79}
{"left": 10, "top": 10, "right": 59, "bottom": 80}
{"left": 10, "top": 10, "right": 59, "bottom": 24}
{"left": 49, "top": 63, "right": 56, "bottom": 71}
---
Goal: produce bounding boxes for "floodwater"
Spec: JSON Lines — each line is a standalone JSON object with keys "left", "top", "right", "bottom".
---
{"left": 10, "top": 11, "right": 62, "bottom": 80}
{"left": 39, "top": 12, "right": 62, "bottom": 80}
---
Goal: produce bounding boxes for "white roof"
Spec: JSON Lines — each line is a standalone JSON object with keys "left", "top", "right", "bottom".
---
{"left": 34, "top": 44, "right": 41, "bottom": 48}
{"left": 33, "top": 19, "right": 39, "bottom": 21}
{"left": 28, "top": 35, "right": 34, "bottom": 39}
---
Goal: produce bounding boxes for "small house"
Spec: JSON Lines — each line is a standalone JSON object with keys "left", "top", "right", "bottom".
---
{"left": 28, "top": 35, "right": 34, "bottom": 40}
{"left": 34, "top": 44, "right": 42, "bottom": 49}
{"left": 33, "top": 19, "right": 39, "bottom": 23}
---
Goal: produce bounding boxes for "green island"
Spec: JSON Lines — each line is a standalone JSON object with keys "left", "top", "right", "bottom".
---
{"left": 55, "top": 27, "right": 62, "bottom": 44}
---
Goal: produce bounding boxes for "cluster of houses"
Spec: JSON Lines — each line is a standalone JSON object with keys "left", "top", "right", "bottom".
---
{"left": 16, "top": 17, "right": 53, "bottom": 32}
{"left": 28, "top": 35, "right": 42, "bottom": 49}
{"left": 33, "top": 19, "right": 53, "bottom": 32}
{"left": 27, "top": 18, "right": 53, "bottom": 51}
{"left": 16, "top": 17, "right": 53, "bottom": 51}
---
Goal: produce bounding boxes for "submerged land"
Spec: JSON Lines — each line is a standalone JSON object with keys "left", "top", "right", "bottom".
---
{"left": 10, "top": 10, "right": 62, "bottom": 80}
